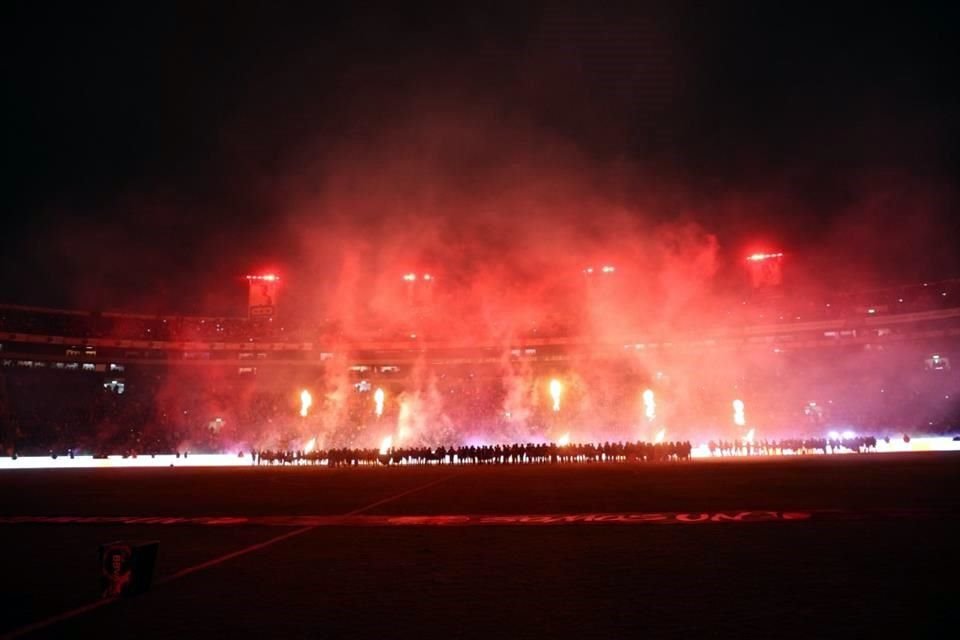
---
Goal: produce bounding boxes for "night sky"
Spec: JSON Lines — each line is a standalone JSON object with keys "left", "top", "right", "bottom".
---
{"left": 3, "top": 2, "right": 958, "bottom": 314}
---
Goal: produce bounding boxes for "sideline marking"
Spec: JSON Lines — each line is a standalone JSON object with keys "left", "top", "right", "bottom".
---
{"left": 0, "top": 598, "right": 119, "bottom": 640}
{"left": 155, "top": 525, "right": 315, "bottom": 585}
{"left": 0, "top": 508, "right": 951, "bottom": 529}
{"left": 342, "top": 473, "right": 455, "bottom": 516}
{"left": 1, "top": 474, "right": 454, "bottom": 639}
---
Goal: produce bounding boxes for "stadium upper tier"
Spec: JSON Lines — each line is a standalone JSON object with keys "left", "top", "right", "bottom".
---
{"left": 1, "top": 279, "right": 958, "bottom": 356}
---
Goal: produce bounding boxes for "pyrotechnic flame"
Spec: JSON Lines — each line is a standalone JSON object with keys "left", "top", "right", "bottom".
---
{"left": 733, "top": 398, "right": 745, "bottom": 427}
{"left": 549, "top": 379, "right": 562, "bottom": 412}
{"left": 643, "top": 388, "right": 656, "bottom": 422}
{"left": 379, "top": 435, "right": 393, "bottom": 455}
{"left": 557, "top": 433, "right": 570, "bottom": 446}
{"left": 374, "top": 387, "right": 385, "bottom": 417}
{"left": 654, "top": 428, "right": 666, "bottom": 444}
{"left": 303, "top": 437, "right": 316, "bottom": 454}
{"left": 299, "top": 389, "right": 313, "bottom": 418}
{"left": 744, "top": 428, "right": 755, "bottom": 444}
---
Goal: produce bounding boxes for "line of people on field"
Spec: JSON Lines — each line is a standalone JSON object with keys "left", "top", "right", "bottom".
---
{"left": 707, "top": 436, "right": 878, "bottom": 456}
{"left": 252, "top": 440, "right": 695, "bottom": 466}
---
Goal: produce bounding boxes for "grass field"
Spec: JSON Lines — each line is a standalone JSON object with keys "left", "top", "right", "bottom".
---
{"left": 2, "top": 454, "right": 958, "bottom": 638}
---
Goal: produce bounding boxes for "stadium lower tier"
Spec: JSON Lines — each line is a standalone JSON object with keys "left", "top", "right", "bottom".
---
{"left": 0, "top": 335, "right": 956, "bottom": 457}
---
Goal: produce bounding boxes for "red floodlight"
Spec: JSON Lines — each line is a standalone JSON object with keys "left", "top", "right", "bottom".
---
{"left": 746, "top": 252, "right": 783, "bottom": 262}
{"left": 585, "top": 265, "right": 615, "bottom": 275}
{"left": 246, "top": 273, "right": 280, "bottom": 282}
{"left": 745, "top": 252, "right": 784, "bottom": 288}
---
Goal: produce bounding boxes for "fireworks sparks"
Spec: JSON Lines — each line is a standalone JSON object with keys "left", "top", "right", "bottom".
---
{"left": 374, "top": 387, "right": 385, "bottom": 417}
{"left": 654, "top": 428, "right": 666, "bottom": 444}
{"left": 557, "top": 433, "right": 570, "bottom": 446}
{"left": 744, "top": 428, "right": 755, "bottom": 444}
{"left": 299, "top": 390, "right": 313, "bottom": 418}
{"left": 549, "top": 379, "right": 563, "bottom": 412}
{"left": 643, "top": 388, "right": 656, "bottom": 422}
{"left": 733, "top": 399, "right": 745, "bottom": 427}
{"left": 303, "top": 437, "right": 316, "bottom": 453}
{"left": 379, "top": 435, "right": 393, "bottom": 454}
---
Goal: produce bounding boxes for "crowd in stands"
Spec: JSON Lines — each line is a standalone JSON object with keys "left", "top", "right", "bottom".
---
{"left": 1, "top": 355, "right": 955, "bottom": 459}
{"left": 0, "top": 307, "right": 336, "bottom": 343}
{"left": 1, "top": 279, "right": 957, "bottom": 345}
{"left": 0, "top": 368, "right": 891, "bottom": 461}
{"left": 3, "top": 362, "right": 894, "bottom": 462}
{"left": 739, "top": 279, "right": 958, "bottom": 325}
{"left": 1, "top": 368, "right": 176, "bottom": 457}
{"left": 1, "top": 326, "right": 955, "bottom": 458}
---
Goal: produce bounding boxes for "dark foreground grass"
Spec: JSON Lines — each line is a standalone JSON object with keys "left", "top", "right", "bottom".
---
{"left": 1, "top": 453, "right": 958, "bottom": 638}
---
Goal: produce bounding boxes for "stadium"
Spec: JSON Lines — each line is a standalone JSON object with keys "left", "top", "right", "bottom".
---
{"left": 2, "top": 256, "right": 958, "bottom": 636}
{"left": 3, "top": 3, "right": 959, "bottom": 638}
{"left": 2, "top": 259, "right": 959, "bottom": 462}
